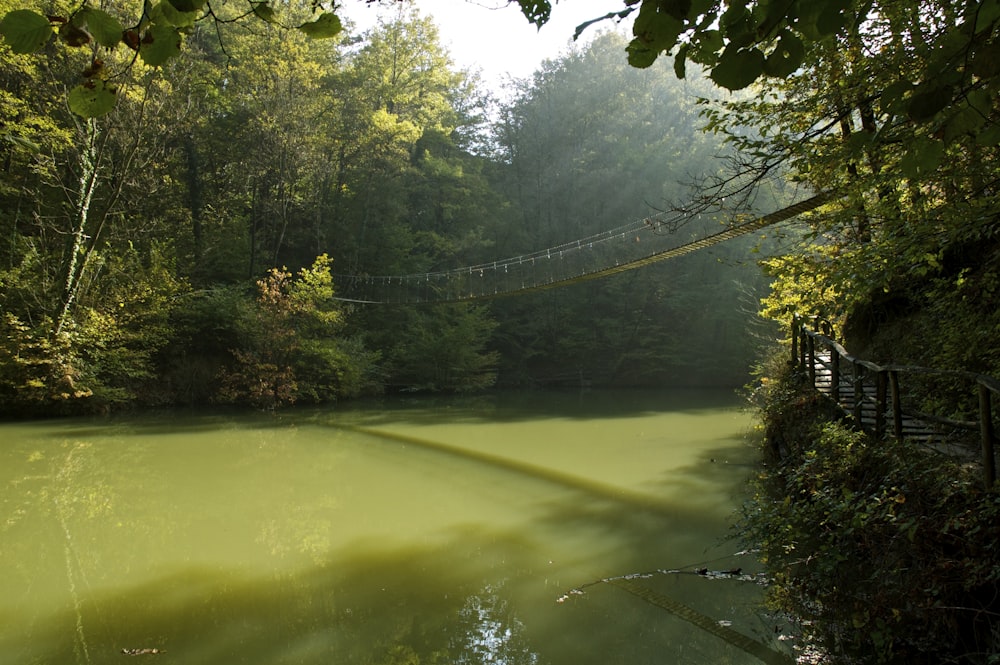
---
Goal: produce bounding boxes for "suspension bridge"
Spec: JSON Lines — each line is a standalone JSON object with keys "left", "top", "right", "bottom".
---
{"left": 332, "top": 192, "right": 832, "bottom": 304}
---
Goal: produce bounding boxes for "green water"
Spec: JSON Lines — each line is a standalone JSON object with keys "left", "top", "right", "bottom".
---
{"left": 0, "top": 389, "right": 780, "bottom": 664}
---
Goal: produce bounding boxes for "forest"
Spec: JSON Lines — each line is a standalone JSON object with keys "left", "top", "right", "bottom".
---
{"left": 0, "top": 1, "right": 770, "bottom": 416}
{"left": 4, "top": 0, "right": 1000, "bottom": 661}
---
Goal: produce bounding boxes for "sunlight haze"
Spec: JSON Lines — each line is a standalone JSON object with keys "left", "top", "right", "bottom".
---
{"left": 342, "top": 0, "right": 633, "bottom": 87}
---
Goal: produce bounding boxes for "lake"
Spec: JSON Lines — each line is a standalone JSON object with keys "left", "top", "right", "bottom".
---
{"left": 0, "top": 388, "right": 784, "bottom": 664}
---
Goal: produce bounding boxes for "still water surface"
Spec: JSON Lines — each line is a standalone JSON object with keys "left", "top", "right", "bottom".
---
{"left": 1, "top": 389, "right": 777, "bottom": 664}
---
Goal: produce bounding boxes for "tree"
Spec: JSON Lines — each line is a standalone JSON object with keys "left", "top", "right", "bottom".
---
{"left": 324, "top": 9, "right": 504, "bottom": 393}
{"left": 5, "top": 0, "right": 1000, "bottom": 162}
{"left": 216, "top": 255, "right": 377, "bottom": 408}
{"left": 488, "top": 31, "right": 768, "bottom": 388}
{"left": 699, "top": 1, "right": 1000, "bottom": 377}
{"left": 0, "top": 0, "right": 344, "bottom": 115}
{"left": 0, "top": 0, "right": 193, "bottom": 414}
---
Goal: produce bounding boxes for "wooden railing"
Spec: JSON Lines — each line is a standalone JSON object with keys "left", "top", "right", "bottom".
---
{"left": 791, "top": 314, "right": 997, "bottom": 489}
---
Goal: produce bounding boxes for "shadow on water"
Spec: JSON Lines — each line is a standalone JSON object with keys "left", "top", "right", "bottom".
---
{"left": 4, "top": 507, "right": 778, "bottom": 665}
{"left": 1, "top": 390, "right": 780, "bottom": 665}
{"left": 5, "top": 534, "right": 532, "bottom": 664}
{"left": 1, "top": 444, "right": 779, "bottom": 665}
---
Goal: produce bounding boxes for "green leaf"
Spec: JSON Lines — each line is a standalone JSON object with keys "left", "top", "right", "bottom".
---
{"left": 0, "top": 9, "right": 53, "bottom": 53}
{"left": 845, "top": 130, "right": 872, "bottom": 152}
{"left": 720, "top": 5, "right": 756, "bottom": 48}
{"left": 879, "top": 78, "right": 914, "bottom": 116}
{"left": 972, "top": 0, "right": 1000, "bottom": 32}
{"left": 516, "top": 0, "right": 551, "bottom": 26}
{"left": 719, "top": 2, "right": 748, "bottom": 29}
{"left": 673, "top": 42, "right": 689, "bottom": 78}
{"left": 251, "top": 2, "right": 276, "bottom": 23}
{"left": 944, "top": 102, "right": 987, "bottom": 144}
{"left": 79, "top": 8, "right": 123, "bottom": 48}
{"left": 297, "top": 12, "right": 343, "bottom": 39}
{"left": 166, "top": 0, "right": 206, "bottom": 13}
{"left": 975, "top": 124, "right": 1000, "bottom": 146}
{"left": 710, "top": 46, "right": 765, "bottom": 90}
{"left": 153, "top": 0, "right": 199, "bottom": 28}
{"left": 816, "top": 0, "right": 849, "bottom": 36}
{"left": 756, "top": 0, "right": 794, "bottom": 39}
{"left": 763, "top": 31, "right": 804, "bottom": 77}
{"left": 966, "top": 88, "right": 993, "bottom": 115}
{"left": 626, "top": 37, "right": 658, "bottom": 68}
{"left": 139, "top": 23, "right": 182, "bottom": 66}
{"left": 971, "top": 40, "right": 1000, "bottom": 79}
{"left": 907, "top": 85, "right": 952, "bottom": 121}
{"left": 900, "top": 138, "right": 944, "bottom": 178}
{"left": 662, "top": 0, "right": 691, "bottom": 21}
{"left": 689, "top": 29, "right": 723, "bottom": 64}
{"left": 631, "top": 0, "right": 684, "bottom": 55}
{"left": 68, "top": 80, "right": 117, "bottom": 117}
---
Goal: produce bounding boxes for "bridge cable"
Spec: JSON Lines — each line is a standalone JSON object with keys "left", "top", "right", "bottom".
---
{"left": 333, "top": 191, "right": 832, "bottom": 305}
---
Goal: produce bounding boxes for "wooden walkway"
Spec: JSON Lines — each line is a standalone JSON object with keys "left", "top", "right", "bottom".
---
{"left": 793, "top": 315, "right": 998, "bottom": 487}
{"left": 810, "top": 348, "right": 961, "bottom": 452}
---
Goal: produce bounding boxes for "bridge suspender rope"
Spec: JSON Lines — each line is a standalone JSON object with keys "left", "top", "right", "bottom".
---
{"left": 333, "top": 191, "right": 833, "bottom": 305}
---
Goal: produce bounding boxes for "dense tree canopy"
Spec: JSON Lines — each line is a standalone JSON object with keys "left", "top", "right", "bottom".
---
{"left": 4, "top": 0, "right": 1000, "bottom": 408}
{"left": 4, "top": 0, "right": 1000, "bottom": 152}
{"left": 710, "top": 0, "right": 1000, "bottom": 378}
{"left": 0, "top": 1, "right": 764, "bottom": 414}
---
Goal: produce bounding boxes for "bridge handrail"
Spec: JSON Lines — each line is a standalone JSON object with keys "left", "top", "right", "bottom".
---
{"left": 791, "top": 313, "right": 997, "bottom": 488}
{"left": 333, "top": 193, "right": 833, "bottom": 304}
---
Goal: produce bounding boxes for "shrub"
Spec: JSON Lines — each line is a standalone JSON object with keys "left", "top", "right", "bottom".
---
{"left": 742, "top": 353, "right": 1000, "bottom": 664}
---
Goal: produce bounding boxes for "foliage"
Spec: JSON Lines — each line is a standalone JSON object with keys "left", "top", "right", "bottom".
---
{"left": 489, "top": 32, "right": 771, "bottom": 389}
{"left": 380, "top": 303, "right": 499, "bottom": 393}
{"left": 0, "top": 243, "right": 185, "bottom": 414}
{"left": 698, "top": 0, "right": 1000, "bottom": 385}
{"left": 743, "top": 355, "right": 1000, "bottom": 664}
{"left": 0, "top": 0, "right": 343, "bottom": 116}
{"left": 4, "top": 0, "right": 999, "bottom": 192}
{"left": 217, "top": 255, "right": 376, "bottom": 409}
{"left": 0, "top": 313, "right": 91, "bottom": 414}
{"left": 0, "top": 0, "right": 802, "bottom": 410}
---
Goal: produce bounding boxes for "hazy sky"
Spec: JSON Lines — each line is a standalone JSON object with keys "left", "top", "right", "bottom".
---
{"left": 340, "top": 0, "right": 633, "bottom": 87}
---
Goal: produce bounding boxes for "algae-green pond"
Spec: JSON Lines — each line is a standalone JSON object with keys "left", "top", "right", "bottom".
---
{"left": 0, "top": 389, "right": 781, "bottom": 664}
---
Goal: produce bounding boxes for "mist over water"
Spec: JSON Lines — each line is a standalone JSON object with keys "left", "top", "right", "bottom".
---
{"left": 0, "top": 389, "right": 777, "bottom": 664}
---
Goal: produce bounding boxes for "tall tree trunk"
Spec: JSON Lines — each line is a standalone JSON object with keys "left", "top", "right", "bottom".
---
{"left": 53, "top": 119, "right": 100, "bottom": 338}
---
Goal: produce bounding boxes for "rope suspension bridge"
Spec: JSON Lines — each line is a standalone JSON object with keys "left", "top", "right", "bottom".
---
{"left": 333, "top": 192, "right": 832, "bottom": 304}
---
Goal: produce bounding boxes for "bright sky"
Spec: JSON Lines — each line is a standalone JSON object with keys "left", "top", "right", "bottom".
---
{"left": 340, "top": 0, "right": 632, "bottom": 87}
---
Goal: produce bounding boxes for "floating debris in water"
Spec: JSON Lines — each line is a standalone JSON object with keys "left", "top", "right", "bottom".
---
{"left": 121, "top": 648, "right": 166, "bottom": 656}
{"left": 555, "top": 588, "right": 585, "bottom": 603}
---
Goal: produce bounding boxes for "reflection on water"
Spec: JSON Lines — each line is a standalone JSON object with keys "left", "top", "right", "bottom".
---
{"left": 0, "top": 389, "right": 783, "bottom": 664}
{"left": 453, "top": 582, "right": 538, "bottom": 665}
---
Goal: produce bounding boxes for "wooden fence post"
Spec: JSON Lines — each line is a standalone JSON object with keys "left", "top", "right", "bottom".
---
{"left": 830, "top": 346, "right": 841, "bottom": 402}
{"left": 978, "top": 383, "right": 997, "bottom": 488}
{"left": 791, "top": 315, "right": 799, "bottom": 366}
{"left": 807, "top": 334, "right": 816, "bottom": 387}
{"left": 889, "top": 370, "right": 903, "bottom": 441}
{"left": 852, "top": 361, "right": 864, "bottom": 429}
{"left": 875, "top": 370, "right": 887, "bottom": 440}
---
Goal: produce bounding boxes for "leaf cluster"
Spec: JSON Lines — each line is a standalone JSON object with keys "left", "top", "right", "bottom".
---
{"left": 0, "top": 0, "right": 343, "bottom": 116}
